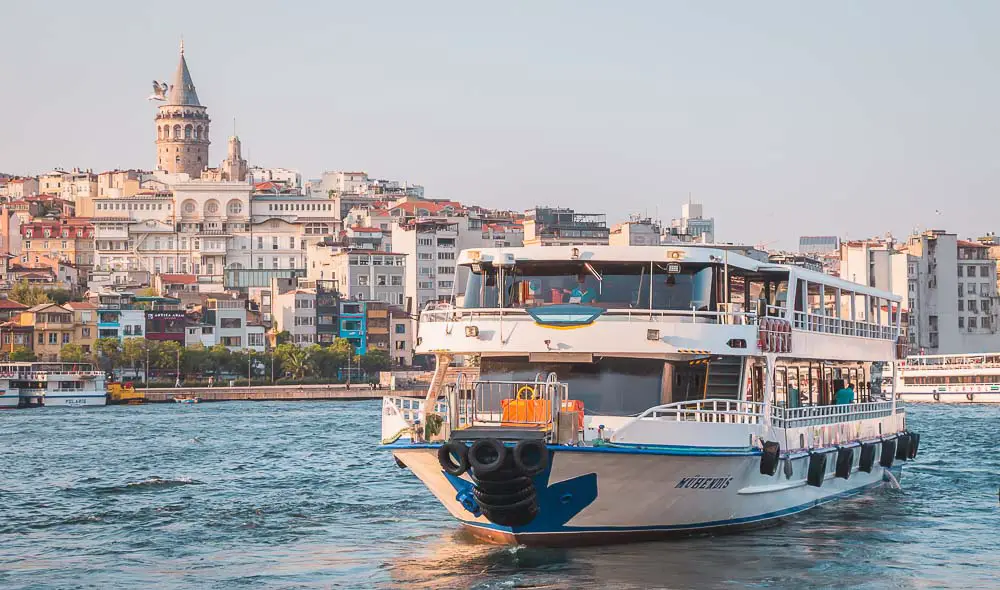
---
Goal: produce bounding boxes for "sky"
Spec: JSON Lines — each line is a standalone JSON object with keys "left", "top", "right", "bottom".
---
{"left": 2, "top": 1, "right": 999, "bottom": 248}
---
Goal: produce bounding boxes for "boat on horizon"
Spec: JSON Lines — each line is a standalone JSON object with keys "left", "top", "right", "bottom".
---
{"left": 896, "top": 352, "right": 1000, "bottom": 403}
{"left": 173, "top": 395, "right": 200, "bottom": 404}
{"left": 0, "top": 362, "right": 107, "bottom": 408}
{"left": 380, "top": 245, "right": 920, "bottom": 546}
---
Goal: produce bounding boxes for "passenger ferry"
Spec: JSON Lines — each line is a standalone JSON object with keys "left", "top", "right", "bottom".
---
{"left": 0, "top": 362, "right": 108, "bottom": 407}
{"left": 380, "top": 245, "right": 920, "bottom": 546}
{"left": 896, "top": 353, "right": 1000, "bottom": 403}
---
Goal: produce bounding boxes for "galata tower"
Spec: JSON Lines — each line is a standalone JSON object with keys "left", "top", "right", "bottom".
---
{"left": 155, "top": 41, "right": 210, "bottom": 176}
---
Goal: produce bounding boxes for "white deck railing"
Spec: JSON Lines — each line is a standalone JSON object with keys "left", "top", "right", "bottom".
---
{"left": 771, "top": 400, "right": 895, "bottom": 428}
{"left": 632, "top": 398, "right": 899, "bottom": 428}
{"left": 635, "top": 399, "right": 766, "bottom": 425}
{"left": 792, "top": 311, "right": 896, "bottom": 341}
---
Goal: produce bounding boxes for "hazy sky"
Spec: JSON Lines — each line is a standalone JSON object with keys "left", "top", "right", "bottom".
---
{"left": 2, "top": 1, "right": 998, "bottom": 248}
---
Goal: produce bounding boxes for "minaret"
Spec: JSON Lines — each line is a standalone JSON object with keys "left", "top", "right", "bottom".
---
{"left": 155, "top": 40, "right": 210, "bottom": 176}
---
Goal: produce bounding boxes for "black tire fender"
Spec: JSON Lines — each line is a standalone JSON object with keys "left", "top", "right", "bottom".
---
{"left": 437, "top": 441, "right": 469, "bottom": 476}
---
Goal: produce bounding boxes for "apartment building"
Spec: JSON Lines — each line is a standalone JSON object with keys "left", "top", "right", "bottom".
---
{"left": 17, "top": 304, "right": 74, "bottom": 361}
{"left": 273, "top": 289, "right": 317, "bottom": 346}
{"left": 840, "top": 230, "right": 1000, "bottom": 354}
{"left": 610, "top": 216, "right": 662, "bottom": 246}
{"left": 64, "top": 301, "right": 97, "bottom": 354}
{"left": 306, "top": 243, "right": 406, "bottom": 306}
{"left": 523, "top": 207, "right": 609, "bottom": 246}
{"left": 20, "top": 219, "right": 95, "bottom": 270}
{"left": 665, "top": 202, "right": 715, "bottom": 244}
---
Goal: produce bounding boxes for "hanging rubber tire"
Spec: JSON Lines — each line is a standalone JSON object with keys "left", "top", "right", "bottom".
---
{"left": 859, "top": 442, "right": 877, "bottom": 473}
{"left": 879, "top": 439, "right": 896, "bottom": 468}
{"left": 468, "top": 438, "right": 508, "bottom": 475}
{"left": 966, "top": 392, "right": 974, "bottom": 401}
{"left": 895, "top": 434, "right": 911, "bottom": 461}
{"left": 933, "top": 392, "right": 941, "bottom": 401}
{"left": 908, "top": 432, "right": 920, "bottom": 459}
{"left": 472, "top": 475, "right": 533, "bottom": 494}
{"left": 760, "top": 441, "right": 780, "bottom": 476}
{"left": 835, "top": 447, "right": 854, "bottom": 479}
{"left": 473, "top": 485, "right": 535, "bottom": 507}
{"left": 807, "top": 452, "right": 827, "bottom": 487}
{"left": 512, "top": 440, "right": 549, "bottom": 477}
{"left": 437, "top": 441, "right": 469, "bottom": 476}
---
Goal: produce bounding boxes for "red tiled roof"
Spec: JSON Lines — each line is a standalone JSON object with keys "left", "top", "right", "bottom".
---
{"left": 159, "top": 274, "right": 197, "bottom": 285}
{"left": 0, "top": 299, "right": 28, "bottom": 310}
{"left": 64, "top": 301, "right": 97, "bottom": 310}
{"left": 957, "top": 240, "right": 988, "bottom": 248}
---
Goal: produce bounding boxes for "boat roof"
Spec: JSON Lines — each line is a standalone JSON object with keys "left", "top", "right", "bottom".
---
{"left": 458, "top": 245, "right": 899, "bottom": 301}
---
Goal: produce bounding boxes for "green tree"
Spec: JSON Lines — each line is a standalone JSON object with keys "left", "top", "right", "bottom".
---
{"left": 48, "top": 289, "right": 72, "bottom": 305}
{"left": 9, "top": 281, "right": 51, "bottom": 306}
{"left": 275, "top": 343, "right": 308, "bottom": 379}
{"left": 122, "top": 337, "right": 147, "bottom": 371}
{"left": 360, "top": 348, "right": 391, "bottom": 374}
{"left": 59, "top": 343, "right": 88, "bottom": 363}
{"left": 95, "top": 337, "right": 122, "bottom": 372}
{"left": 152, "top": 341, "right": 182, "bottom": 370}
{"left": 275, "top": 330, "right": 291, "bottom": 345}
{"left": 9, "top": 346, "right": 36, "bottom": 361}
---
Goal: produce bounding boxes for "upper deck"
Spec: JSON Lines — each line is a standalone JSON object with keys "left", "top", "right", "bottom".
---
{"left": 416, "top": 245, "right": 902, "bottom": 361}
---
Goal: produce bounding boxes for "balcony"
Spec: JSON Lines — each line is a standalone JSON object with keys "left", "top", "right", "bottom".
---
{"left": 199, "top": 241, "right": 227, "bottom": 254}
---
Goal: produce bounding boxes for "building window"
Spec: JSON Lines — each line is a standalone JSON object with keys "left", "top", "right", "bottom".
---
{"left": 62, "top": 333, "right": 70, "bottom": 344}
{"left": 358, "top": 275, "right": 370, "bottom": 286}
{"left": 395, "top": 323, "right": 406, "bottom": 334}
{"left": 49, "top": 333, "right": 58, "bottom": 344}
{"left": 969, "top": 283, "right": 977, "bottom": 295}
{"left": 959, "top": 300, "right": 964, "bottom": 311}
{"left": 438, "top": 266, "right": 455, "bottom": 275}
{"left": 970, "top": 317, "right": 978, "bottom": 330}
{"left": 981, "top": 266, "right": 991, "bottom": 277}
{"left": 959, "top": 284, "right": 964, "bottom": 297}
{"left": 958, "top": 266, "right": 963, "bottom": 277}
{"left": 220, "top": 318, "right": 242, "bottom": 329}
{"left": 395, "top": 341, "right": 406, "bottom": 350}
{"left": 958, "top": 317, "right": 964, "bottom": 328}
{"left": 390, "top": 276, "right": 403, "bottom": 286}
{"left": 376, "top": 275, "right": 387, "bottom": 286}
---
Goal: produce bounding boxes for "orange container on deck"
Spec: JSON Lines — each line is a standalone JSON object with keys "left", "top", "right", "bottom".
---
{"left": 501, "top": 398, "right": 551, "bottom": 424}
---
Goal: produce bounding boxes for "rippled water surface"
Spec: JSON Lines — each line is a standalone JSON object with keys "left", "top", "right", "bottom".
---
{"left": 1, "top": 402, "right": 997, "bottom": 589}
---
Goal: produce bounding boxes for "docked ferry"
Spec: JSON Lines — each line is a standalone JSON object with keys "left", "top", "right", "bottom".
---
{"left": 896, "top": 353, "right": 1000, "bottom": 403}
{"left": 381, "top": 245, "right": 919, "bottom": 546}
{"left": 0, "top": 362, "right": 108, "bottom": 407}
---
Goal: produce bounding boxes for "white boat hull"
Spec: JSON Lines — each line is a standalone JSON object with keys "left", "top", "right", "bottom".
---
{"left": 898, "top": 390, "right": 1000, "bottom": 403}
{"left": 42, "top": 392, "right": 108, "bottom": 407}
{"left": 0, "top": 393, "right": 19, "bottom": 408}
{"left": 391, "top": 443, "right": 905, "bottom": 545}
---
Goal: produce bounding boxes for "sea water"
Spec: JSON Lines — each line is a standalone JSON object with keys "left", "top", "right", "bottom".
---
{"left": 1, "top": 402, "right": 997, "bottom": 589}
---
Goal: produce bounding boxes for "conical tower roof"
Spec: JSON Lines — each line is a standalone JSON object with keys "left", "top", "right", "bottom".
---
{"left": 167, "top": 40, "right": 201, "bottom": 106}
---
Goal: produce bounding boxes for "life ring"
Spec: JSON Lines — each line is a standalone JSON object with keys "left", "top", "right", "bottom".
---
{"left": 516, "top": 385, "right": 538, "bottom": 400}
{"left": 933, "top": 392, "right": 941, "bottom": 401}
{"left": 966, "top": 392, "right": 974, "bottom": 401}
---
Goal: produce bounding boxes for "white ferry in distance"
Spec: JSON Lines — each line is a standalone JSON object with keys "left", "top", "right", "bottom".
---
{"left": 896, "top": 353, "right": 1000, "bottom": 403}
{"left": 0, "top": 362, "right": 108, "bottom": 408}
{"left": 380, "top": 245, "right": 920, "bottom": 546}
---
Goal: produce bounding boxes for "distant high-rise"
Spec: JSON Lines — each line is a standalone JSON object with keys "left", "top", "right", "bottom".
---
{"left": 799, "top": 235, "right": 840, "bottom": 255}
{"left": 155, "top": 41, "right": 210, "bottom": 176}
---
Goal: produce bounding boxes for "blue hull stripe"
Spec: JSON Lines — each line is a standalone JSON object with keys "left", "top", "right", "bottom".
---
{"left": 460, "top": 471, "right": 901, "bottom": 537}
{"left": 381, "top": 442, "right": 759, "bottom": 457}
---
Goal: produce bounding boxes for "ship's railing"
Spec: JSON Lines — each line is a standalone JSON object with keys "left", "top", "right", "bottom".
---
{"left": 632, "top": 398, "right": 899, "bottom": 428}
{"left": 457, "top": 377, "right": 570, "bottom": 429}
{"left": 771, "top": 400, "right": 896, "bottom": 428}
{"left": 635, "top": 399, "right": 765, "bottom": 424}
{"left": 899, "top": 363, "right": 1000, "bottom": 371}
{"left": 791, "top": 311, "right": 897, "bottom": 341}
{"left": 421, "top": 306, "right": 759, "bottom": 325}
{"left": 386, "top": 395, "right": 450, "bottom": 426}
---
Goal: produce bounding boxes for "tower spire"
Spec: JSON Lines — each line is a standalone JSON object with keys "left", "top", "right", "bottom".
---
{"left": 180, "top": 36, "right": 184, "bottom": 55}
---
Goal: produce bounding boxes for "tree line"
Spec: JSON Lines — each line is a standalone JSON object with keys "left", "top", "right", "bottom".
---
{"left": 45, "top": 337, "right": 392, "bottom": 385}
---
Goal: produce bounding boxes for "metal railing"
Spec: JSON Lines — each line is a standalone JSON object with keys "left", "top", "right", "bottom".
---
{"left": 420, "top": 306, "right": 760, "bottom": 325}
{"left": 631, "top": 398, "right": 898, "bottom": 428}
{"left": 458, "top": 376, "right": 569, "bottom": 429}
{"left": 792, "top": 311, "right": 897, "bottom": 341}
{"left": 634, "top": 399, "right": 765, "bottom": 425}
{"left": 771, "top": 400, "right": 896, "bottom": 428}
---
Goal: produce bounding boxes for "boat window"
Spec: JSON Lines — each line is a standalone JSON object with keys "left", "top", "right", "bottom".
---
{"left": 480, "top": 356, "right": 663, "bottom": 416}
{"left": 461, "top": 261, "right": 715, "bottom": 311}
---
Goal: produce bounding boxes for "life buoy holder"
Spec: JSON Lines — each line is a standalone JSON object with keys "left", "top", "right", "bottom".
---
{"left": 516, "top": 385, "right": 538, "bottom": 400}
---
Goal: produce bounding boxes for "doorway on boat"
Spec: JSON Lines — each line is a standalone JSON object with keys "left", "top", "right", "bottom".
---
{"left": 667, "top": 355, "right": 746, "bottom": 403}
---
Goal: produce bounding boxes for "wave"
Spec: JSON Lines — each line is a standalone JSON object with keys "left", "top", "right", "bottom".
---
{"left": 94, "top": 477, "right": 203, "bottom": 495}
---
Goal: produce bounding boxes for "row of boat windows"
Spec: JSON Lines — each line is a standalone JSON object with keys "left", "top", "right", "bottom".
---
{"left": 902, "top": 376, "right": 1000, "bottom": 385}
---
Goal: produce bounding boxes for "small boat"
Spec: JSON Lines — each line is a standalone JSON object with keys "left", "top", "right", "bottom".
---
{"left": 173, "top": 396, "right": 200, "bottom": 404}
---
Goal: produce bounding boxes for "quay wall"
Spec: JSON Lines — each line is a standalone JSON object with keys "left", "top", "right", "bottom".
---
{"left": 140, "top": 385, "right": 425, "bottom": 403}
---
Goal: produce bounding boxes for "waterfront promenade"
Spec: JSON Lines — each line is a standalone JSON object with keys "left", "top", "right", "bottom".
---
{"left": 139, "top": 384, "right": 423, "bottom": 403}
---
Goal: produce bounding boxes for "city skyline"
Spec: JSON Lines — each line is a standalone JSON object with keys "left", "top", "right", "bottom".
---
{"left": 2, "top": 1, "right": 999, "bottom": 248}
